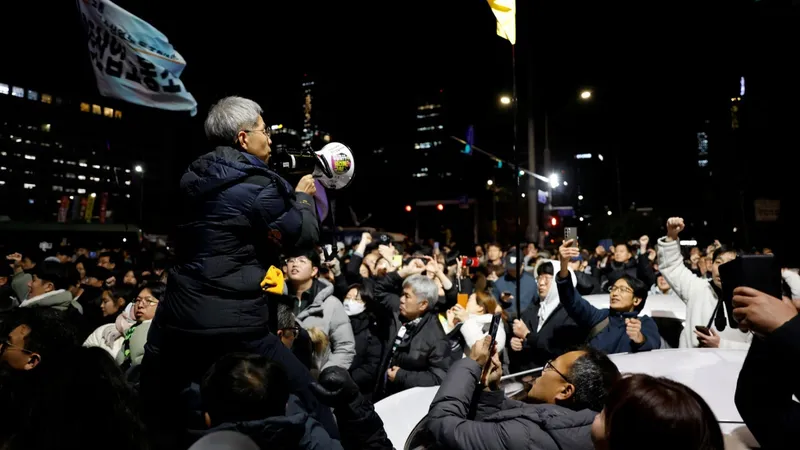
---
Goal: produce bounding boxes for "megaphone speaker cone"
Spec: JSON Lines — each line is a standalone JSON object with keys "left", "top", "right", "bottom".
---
{"left": 314, "top": 142, "right": 354, "bottom": 190}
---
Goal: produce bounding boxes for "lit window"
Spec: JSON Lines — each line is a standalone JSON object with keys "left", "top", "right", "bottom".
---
{"left": 103, "top": 107, "right": 114, "bottom": 118}
{"left": 417, "top": 104, "right": 441, "bottom": 111}
{"left": 114, "top": 110, "right": 122, "bottom": 119}
{"left": 698, "top": 159, "right": 709, "bottom": 168}
{"left": 52, "top": 159, "right": 59, "bottom": 163}
{"left": 27, "top": 90, "right": 38, "bottom": 101}
{"left": 125, "top": 169, "right": 131, "bottom": 173}
{"left": 14, "top": 138, "right": 21, "bottom": 143}
{"left": 125, "top": 180, "right": 131, "bottom": 186}
{"left": 91, "top": 177, "right": 100, "bottom": 182}
{"left": 24, "top": 155, "right": 35, "bottom": 160}
{"left": 41, "top": 94, "right": 52, "bottom": 104}
{"left": 414, "top": 143, "right": 420, "bottom": 149}
{"left": 23, "top": 170, "right": 33, "bottom": 175}
{"left": 79, "top": 161, "right": 88, "bottom": 167}
{"left": 41, "top": 124, "right": 51, "bottom": 132}
{"left": 77, "top": 188, "right": 86, "bottom": 194}
{"left": 102, "top": 165, "right": 110, "bottom": 170}
{"left": 417, "top": 126, "right": 436, "bottom": 131}
{"left": 438, "top": 125, "right": 444, "bottom": 129}
{"left": 65, "top": 188, "right": 75, "bottom": 193}
{"left": 80, "top": 102, "right": 90, "bottom": 112}
{"left": 11, "top": 87, "right": 24, "bottom": 98}
{"left": 412, "top": 173, "right": 429, "bottom": 178}
{"left": 92, "top": 104, "right": 101, "bottom": 115}
{"left": 0, "top": 152, "right": 5, "bottom": 156}
{"left": 23, "top": 183, "right": 35, "bottom": 189}
{"left": 65, "top": 173, "right": 76, "bottom": 179}
{"left": 126, "top": 194, "right": 131, "bottom": 198}
{"left": 0, "top": 181, "right": 5, "bottom": 185}
{"left": 28, "top": 199, "right": 34, "bottom": 205}
{"left": 78, "top": 175, "right": 86, "bottom": 180}
{"left": 92, "top": 165, "right": 100, "bottom": 169}
{"left": 0, "top": 167, "right": 5, "bottom": 171}
{"left": 416, "top": 112, "right": 440, "bottom": 119}
{"left": 0, "top": 83, "right": 8, "bottom": 95}
{"left": 52, "top": 185, "right": 63, "bottom": 192}
{"left": 66, "top": 161, "right": 76, "bottom": 166}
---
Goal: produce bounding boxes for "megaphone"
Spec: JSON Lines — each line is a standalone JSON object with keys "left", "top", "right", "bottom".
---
{"left": 269, "top": 142, "right": 355, "bottom": 190}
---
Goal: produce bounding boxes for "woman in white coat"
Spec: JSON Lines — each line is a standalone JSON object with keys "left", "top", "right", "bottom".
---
{"left": 447, "top": 290, "right": 507, "bottom": 357}
{"left": 657, "top": 217, "right": 752, "bottom": 349}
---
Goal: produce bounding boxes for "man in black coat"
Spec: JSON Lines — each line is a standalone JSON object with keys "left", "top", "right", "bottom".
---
{"left": 426, "top": 337, "right": 620, "bottom": 450}
{"left": 734, "top": 286, "right": 800, "bottom": 448}
{"left": 372, "top": 259, "right": 451, "bottom": 400}
{"left": 509, "top": 262, "right": 587, "bottom": 373}
{"left": 139, "top": 96, "right": 333, "bottom": 440}
{"left": 596, "top": 237, "right": 655, "bottom": 291}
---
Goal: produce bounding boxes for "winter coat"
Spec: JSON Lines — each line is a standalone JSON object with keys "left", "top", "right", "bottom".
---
{"left": 347, "top": 311, "right": 383, "bottom": 397}
{"left": 295, "top": 279, "right": 356, "bottom": 371}
{"left": 10, "top": 272, "right": 30, "bottom": 304}
{"left": 492, "top": 271, "right": 538, "bottom": 318}
{"left": 426, "top": 358, "right": 597, "bottom": 450}
{"left": 160, "top": 146, "right": 319, "bottom": 335}
{"left": 19, "top": 289, "right": 82, "bottom": 313}
{"left": 83, "top": 323, "right": 125, "bottom": 358}
{"left": 735, "top": 315, "right": 800, "bottom": 449}
{"left": 657, "top": 237, "right": 752, "bottom": 349}
{"left": 188, "top": 395, "right": 344, "bottom": 450}
{"left": 115, "top": 320, "right": 151, "bottom": 368}
{"left": 373, "top": 272, "right": 451, "bottom": 399}
{"left": 459, "top": 313, "right": 507, "bottom": 355}
{"left": 556, "top": 275, "right": 661, "bottom": 354}
{"left": 512, "top": 267, "right": 586, "bottom": 371}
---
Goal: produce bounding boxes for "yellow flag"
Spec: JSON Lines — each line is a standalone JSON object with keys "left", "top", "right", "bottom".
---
{"left": 488, "top": 0, "right": 516, "bottom": 44}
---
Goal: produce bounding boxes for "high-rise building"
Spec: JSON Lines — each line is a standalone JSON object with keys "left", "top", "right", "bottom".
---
{"left": 0, "top": 81, "right": 138, "bottom": 224}
{"left": 301, "top": 74, "right": 316, "bottom": 148}
{"left": 412, "top": 91, "right": 448, "bottom": 181}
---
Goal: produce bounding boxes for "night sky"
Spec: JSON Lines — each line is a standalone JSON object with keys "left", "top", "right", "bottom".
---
{"left": 2, "top": 1, "right": 798, "bottom": 255}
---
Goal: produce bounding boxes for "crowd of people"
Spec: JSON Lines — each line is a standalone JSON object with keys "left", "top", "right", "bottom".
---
{"left": 2, "top": 95, "right": 798, "bottom": 450}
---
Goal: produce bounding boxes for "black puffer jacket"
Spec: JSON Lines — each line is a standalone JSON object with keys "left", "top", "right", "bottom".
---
{"left": 373, "top": 272, "right": 451, "bottom": 399}
{"left": 597, "top": 255, "right": 655, "bottom": 291}
{"left": 160, "top": 146, "right": 318, "bottom": 333}
{"left": 348, "top": 311, "right": 383, "bottom": 398}
{"left": 427, "top": 358, "right": 597, "bottom": 450}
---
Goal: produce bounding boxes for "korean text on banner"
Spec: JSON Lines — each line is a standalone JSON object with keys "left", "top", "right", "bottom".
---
{"left": 77, "top": 0, "right": 197, "bottom": 116}
{"left": 487, "top": 0, "right": 516, "bottom": 45}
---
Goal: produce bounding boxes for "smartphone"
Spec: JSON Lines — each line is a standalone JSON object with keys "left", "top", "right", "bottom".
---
{"left": 564, "top": 227, "right": 578, "bottom": 246}
{"left": 433, "top": 242, "right": 440, "bottom": 252}
{"left": 694, "top": 326, "right": 710, "bottom": 335}
{"left": 392, "top": 255, "right": 403, "bottom": 267}
{"left": 457, "top": 293, "right": 469, "bottom": 309}
{"left": 89, "top": 251, "right": 97, "bottom": 259}
{"left": 719, "top": 254, "right": 782, "bottom": 328}
{"left": 488, "top": 313, "right": 502, "bottom": 351}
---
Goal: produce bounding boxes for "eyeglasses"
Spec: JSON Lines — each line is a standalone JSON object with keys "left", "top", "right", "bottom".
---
{"left": 544, "top": 360, "right": 572, "bottom": 384}
{"left": 286, "top": 257, "right": 311, "bottom": 266}
{"left": 243, "top": 127, "right": 270, "bottom": 138}
{"left": 280, "top": 326, "right": 301, "bottom": 336}
{"left": 609, "top": 285, "right": 633, "bottom": 294}
{"left": 0, "top": 339, "right": 34, "bottom": 356}
{"left": 135, "top": 296, "right": 159, "bottom": 306}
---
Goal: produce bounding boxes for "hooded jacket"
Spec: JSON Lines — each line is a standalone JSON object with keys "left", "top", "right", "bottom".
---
{"left": 295, "top": 279, "right": 356, "bottom": 371}
{"left": 492, "top": 270, "right": 538, "bottom": 318}
{"left": 347, "top": 311, "right": 383, "bottom": 397}
{"left": 657, "top": 237, "right": 752, "bottom": 349}
{"left": 19, "top": 289, "right": 82, "bottom": 313}
{"left": 427, "top": 358, "right": 597, "bottom": 450}
{"left": 556, "top": 275, "right": 661, "bottom": 354}
{"left": 159, "top": 146, "right": 319, "bottom": 334}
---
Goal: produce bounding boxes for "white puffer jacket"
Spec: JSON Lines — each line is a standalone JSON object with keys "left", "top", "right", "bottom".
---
{"left": 657, "top": 237, "right": 752, "bottom": 349}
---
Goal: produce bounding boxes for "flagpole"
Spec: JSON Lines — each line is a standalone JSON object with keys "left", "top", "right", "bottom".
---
{"left": 512, "top": 42, "right": 522, "bottom": 319}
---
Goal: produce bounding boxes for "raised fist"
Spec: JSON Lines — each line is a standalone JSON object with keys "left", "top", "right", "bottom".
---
{"left": 666, "top": 217, "right": 685, "bottom": 241}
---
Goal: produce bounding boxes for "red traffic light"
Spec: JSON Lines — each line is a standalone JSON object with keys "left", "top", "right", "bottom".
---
{"left": 437, "top": 204, "right": 444, "bottom": 211}
{"left": 405, "top": 205, "right": 412, "bottom": 212}
{"left": 550, "top": 217, "right": 558, "bottom": 227}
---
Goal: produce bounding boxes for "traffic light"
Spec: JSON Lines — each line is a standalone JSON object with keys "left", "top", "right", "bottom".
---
{"left": 437, "top": 204, "right": 444, "bottom": 211}
{"left": 405, "top": 205, "right": 412, "bottom": 212}
{"left": 550, "top": 216, "right": 558, "bottom": 227}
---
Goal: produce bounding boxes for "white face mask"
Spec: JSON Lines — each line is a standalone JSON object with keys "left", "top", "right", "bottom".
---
{"left": 343, "top": 299, "right": 366, "bottom": 316}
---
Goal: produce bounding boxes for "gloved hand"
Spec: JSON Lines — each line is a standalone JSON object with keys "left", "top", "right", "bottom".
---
{"left": 260, "top": 266, "right": 285, "bottom": 294}
{"left": 309, "top": 366, "right": 361, "bottom": 408}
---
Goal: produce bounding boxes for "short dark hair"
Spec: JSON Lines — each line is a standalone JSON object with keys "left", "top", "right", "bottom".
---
{"left": 276, "top": 301, "right": 295, "bottom": 330}
{"left": 617, "top": 274, "right": 649, "bottom": 311}
{"left": 201, "top": 353, "right": 290, "bottom": 424}
{"left": 537, "top": 261, "right": 554, "bottom": 277}
{"left": 603, "top": 374, "right": 724, "bottom": 450}
{"left": 55, "top": 245, "right": 73, "bottom": 257}
{"left": 110, "top": 285, "right": 137, "bottom": 306}
{"left": 712, "top": 245, "right": 739, "bottom": 262}
{"left": 487, "top": 242, "right": 502, "bottom": 251}
{"left": 99, "top": 251, "right": 121, "bottom": 266}
{"left": 566, "top": 347, "right": 620, "bottom": 412}
{"left": 64, "top": 264, "right": 81, "bottom": 288}
{"left": 33, "top": 261, "right": 69, "bottom": 290}
{"left": 3, "top": 309, "right": 79, "bottom": 368}
{"left": 139, "top": 281, "right": 166, "bottom": 301}
{"left": 285, "top": 247, "right": 321, "bottom": 269}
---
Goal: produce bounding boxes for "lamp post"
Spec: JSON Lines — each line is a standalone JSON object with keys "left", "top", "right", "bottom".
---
{"left": 134, "top": 165, "right": 144, "bottom": 227}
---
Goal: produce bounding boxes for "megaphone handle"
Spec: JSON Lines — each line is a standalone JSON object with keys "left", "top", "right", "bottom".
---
{"left": 315, "top": 153, "right": 334, "bottom": 178}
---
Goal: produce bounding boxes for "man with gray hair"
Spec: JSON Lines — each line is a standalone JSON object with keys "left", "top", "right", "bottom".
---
{"left": 140, "top": 96, "right": 336, "bottom": 439}
{"left": 372, "top": 259, "right": 451, "bottom": 400}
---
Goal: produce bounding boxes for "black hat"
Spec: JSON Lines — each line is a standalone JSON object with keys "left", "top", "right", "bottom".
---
{"left": 87, "top": 266, "right": 113, "bottom": 281}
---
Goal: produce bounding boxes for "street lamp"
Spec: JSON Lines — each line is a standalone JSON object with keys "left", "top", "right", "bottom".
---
{"left": 500, "top": 95, "right": 512, "bottom": 105}
{"left": 580, "top": 90, "right": 592, "bottom": 100}
{"left": 486, "top": 179, "right": 494, "bottom": 186}
{"left": 548, "top": 173, "right": 559, "bottom": 189}
{"left": 607, "top": 210, "right": 613, "bottom": 216}
{"left": 578, "top": 194, "right": 584, "bottom": 201}
{"left": 134, "top": 165, "right": 144, "bottom": 173}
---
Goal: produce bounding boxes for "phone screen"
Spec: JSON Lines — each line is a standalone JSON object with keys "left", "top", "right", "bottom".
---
{"left": 457, "top": 293, "right": 469, "bottom": 309}
{"left": 392, "top": 255, "right": 403, "bottom": 267}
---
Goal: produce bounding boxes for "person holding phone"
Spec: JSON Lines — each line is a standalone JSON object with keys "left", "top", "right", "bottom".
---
{"left": 557, "top": 240, "right": 661, "bottom": 354}
{"left": 657, "top": 217, "right": 752, "bottom": 349}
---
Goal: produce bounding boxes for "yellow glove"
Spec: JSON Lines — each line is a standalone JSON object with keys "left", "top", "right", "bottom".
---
{"left": 260, "top": 266, "right": 285, "bottom": 294}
